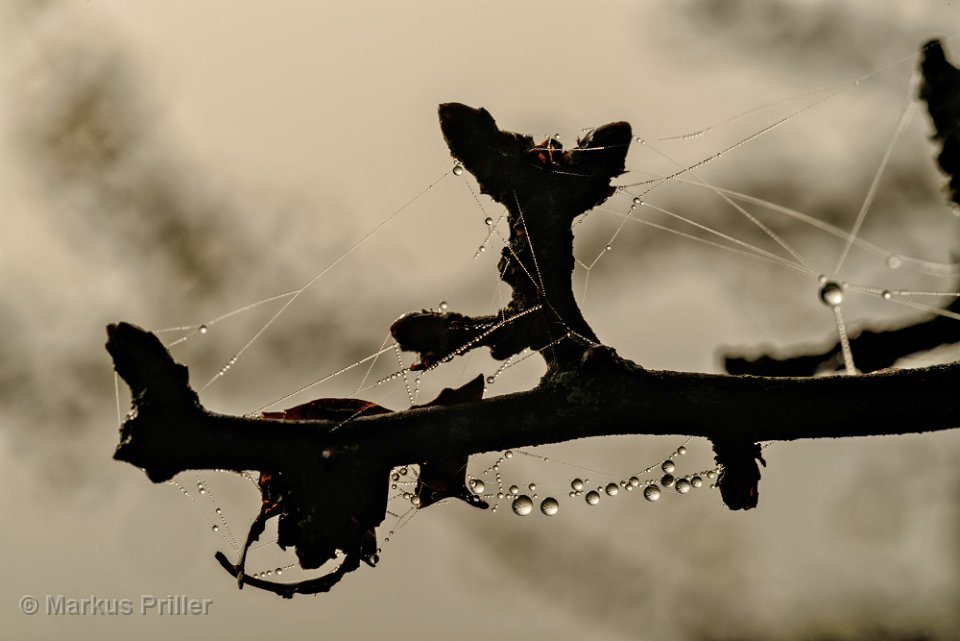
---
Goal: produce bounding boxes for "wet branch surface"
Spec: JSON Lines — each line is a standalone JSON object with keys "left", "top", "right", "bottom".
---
{"left": 107, "top": 40, "right": 960, "bottom": 597}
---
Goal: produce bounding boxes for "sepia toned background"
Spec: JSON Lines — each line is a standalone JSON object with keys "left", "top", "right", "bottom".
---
{"left": 2, "top": 1, "right": 960, "bottom": 639}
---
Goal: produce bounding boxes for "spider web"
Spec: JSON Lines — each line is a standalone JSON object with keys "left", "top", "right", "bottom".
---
{"left": 116, "top": 35, "right": 960, "bottom": 583}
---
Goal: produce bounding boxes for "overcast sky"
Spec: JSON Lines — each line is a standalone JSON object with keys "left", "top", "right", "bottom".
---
{"left": 3, "top": 1, "right": 960, "bottom": 640}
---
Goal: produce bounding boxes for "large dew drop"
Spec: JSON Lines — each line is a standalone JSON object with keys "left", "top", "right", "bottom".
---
{"left": 675, "top": 479, "right": 692, "bottom": 494}
{"left": 512, "top": 495, "right": 534, "bottom": 516}
{"left": 453, "top": 164, "right": 464, "bottom": 176}
{"left": 643, "top": 485, "right": 661, "bottom": 502}
{"left": 471, "top": 479, "right": 485, "bottom": 494}
{"left": 571, "top": 478, "right": 584, "bottom": 491}
{"left": 605, "top": 482, "right": 619, "bottom": 496}
{"left": 540, "top": 497, "right": 559, "bottom": 516}
{"left": 819, "top": 281, "right": 844, "bottom": 307}
{"left": 585, "top": 490, "right": 601, "bottom": 505}
{"left": 661, "top": 460, "right": 676, "bottom": 474}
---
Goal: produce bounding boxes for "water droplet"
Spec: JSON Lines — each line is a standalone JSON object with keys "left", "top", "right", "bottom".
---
{"left": 512, "top": 495, "right": 534, "bottom": 516}
{"left": 691, "top": 475, "right": 703, "bottom": 488}
{"left": 439, "top": 301, "right": 449, "bottom": 310}
{"left": 509, "top": 485, "right": 519, "bottom": 495}
{"left": 471, "top": 479, "right": 486, "bottom": 493}
{"left": 881, "top": 290, "right": 892, "bottom": 300}
{"left": 402, "top": 492, "right": 412, "bottom": 500}
{"left": 211, "top": 525, "right": 219, "bottom": 532}
{"left": 215, "top": 508, "right": 222, "bottom": 514}
{"left": 707, "top": 470, "right": 716, "bottom": 479}
{"left": 661, "top": 474, "right": 676, "bottom": 487}
{"left": 605, "top": 482, "right": 619, "bottom": 496}
{"left": 632, "top": 197, "right": 642, "bottom": 205}
{"left": 400, "top": 467, "right": 408, "bottom": 475}
{"left": 629, "top": 476, "right": 640, "bottom": 487}
{"left": 411, "top": 495, "right": 422, "bottom": 506}
{"left": 391, "top": 473, "right": 400, "bottom": 481}
{"left": 677, "top": 445, "right": 687, "bottom": 455}
{"left": 497, "top": 492, "right": 504, "bottom": 499}
{"left": 887, "top": 255, "right": 902, "bottom": 269}
{"left": 818, "top": 274, "right": 828, "bottom": 285}
{"left": 484, "top": 217, "right": 493, "bottom": 226}
{"left": 605, "top": 244, "right": 612, "bottom": 252}
{"left": 504, "top": 450, "right": 513, "bottom": 459}
{"left": 571, "top": 478, "right": 584, "bottom": 491}
{"left": 478, "top": 245, "right": 486, "bottom": 252}
{"left": 276, "top": 568, "right": 283, "bottom": 575}
{"left": 643, "top": 485, "right": 661, "bottom": 502}
{"left": 199, "top": 324, "right": 208, "bottom": 334}
{"left": 661, "top": 460, "right": 676, "bottom": 474}
{"left": 528, "top": 483, "right": 537, "bottom": 492}
{"left": 819, "top": 281, "right": 844, "bottom": 307}
{"left": 198, "top": 487, "right": 206, "bottom": 495}
{"left": 453, "top": 164, "right": 464, "bottom": 176}
{"left": 540, "top": 497, "right": 559, "bottom": 516}
{"left": 486, "top": 376, "right": 495, "bottom": 384}
{"left": 585, "top": 490, "right": 601, "bottom": 505}
{"left": 675, "top": 479, "right": 692, "bottom": 494}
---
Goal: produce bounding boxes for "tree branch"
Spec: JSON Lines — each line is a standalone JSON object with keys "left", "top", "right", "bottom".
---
{"left": 106, "top": 44, "right": 960, "bottom": 594}
{"left": 109, "top": 322, "right": 960, "bottom": 483}
{"left": 391, "top": 103, "right": 631, "bottom": 370}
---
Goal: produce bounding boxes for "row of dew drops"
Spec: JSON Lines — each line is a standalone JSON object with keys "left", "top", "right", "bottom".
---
{"left": 388, "top": 442, "right": 724, "bottom": 519}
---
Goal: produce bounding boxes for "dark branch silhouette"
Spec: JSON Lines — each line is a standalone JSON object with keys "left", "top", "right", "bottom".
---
{"left": 107, "top": 40, "right": 960, "bottom": 597}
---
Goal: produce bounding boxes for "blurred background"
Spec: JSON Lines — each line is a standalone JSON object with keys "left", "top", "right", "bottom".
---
{"left": 2, "top": 1, "right": 960, "bottom": 639}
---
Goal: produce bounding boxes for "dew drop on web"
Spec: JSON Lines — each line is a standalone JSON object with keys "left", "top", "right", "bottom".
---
{"left": 540, "top": 497, "right": 559, "bottom": 516}
{"left": 819, "top": 281, "right": 844, "bottom": 307}
{"left": 512, "top": 495, "right": 534, "bottom": 516}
